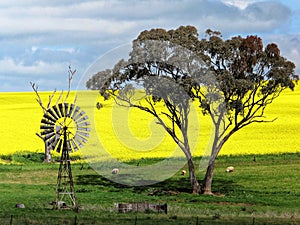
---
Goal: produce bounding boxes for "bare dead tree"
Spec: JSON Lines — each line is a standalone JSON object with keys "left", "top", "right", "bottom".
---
{"left": 31, "top": 66, "right": 77, "bottom": 163}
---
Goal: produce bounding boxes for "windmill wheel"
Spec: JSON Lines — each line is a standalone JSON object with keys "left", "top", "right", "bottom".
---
{"left": 40, "top": 103, "right": 90, "bottom": 153}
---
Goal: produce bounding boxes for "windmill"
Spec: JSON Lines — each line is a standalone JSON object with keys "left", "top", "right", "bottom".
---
{"left": 40, "top": 103, "right": 90, "bottom": 209}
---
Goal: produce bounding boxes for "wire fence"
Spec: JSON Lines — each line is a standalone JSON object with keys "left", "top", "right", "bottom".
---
{"left": 2, "top": 214, "right": 299, "bottom": 225}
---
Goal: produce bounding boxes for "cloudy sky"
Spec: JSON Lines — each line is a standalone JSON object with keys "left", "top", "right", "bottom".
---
{"left": 0, "top": 0, "right": 299, "bottom": 92}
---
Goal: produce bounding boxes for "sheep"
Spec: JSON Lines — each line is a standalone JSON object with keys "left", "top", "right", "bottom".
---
{"left": 181, "top": 170, "right": 186, "bottom": 176}
{"left": 112, "top": 168, "right": 119, "bottom": 174}
{"left": 226, "top": 166, "right": 234, "bottom": 172}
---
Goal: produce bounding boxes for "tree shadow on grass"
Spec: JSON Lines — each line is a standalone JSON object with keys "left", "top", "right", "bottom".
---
{"left": 75, "top": 173, "right": 240, "bottom": 195}
{"left": 76, "top": 174, "right": 190, "bottom": 191}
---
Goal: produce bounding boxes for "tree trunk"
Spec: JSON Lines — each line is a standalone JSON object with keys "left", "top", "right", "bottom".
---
{"left": 201, "top": 120, "right": 222, "bottom": 195}
{"left": 201, "top": 132, "right": 234, "bottom": 194}
{"left": 187, "top": 157, "right": 201, "bottom": 194}
{"left": 201, "top": 156, "right": 216, "bottom": 195}
{"left": 36, "top": 133, "right": 52, "bottom": 163}
{"left": 43, "top": 143, "right": 52, "bottom": 163}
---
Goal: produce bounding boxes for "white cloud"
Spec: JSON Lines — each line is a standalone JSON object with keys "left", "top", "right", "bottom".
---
{"left": 0, "top": 17, "right": 136, "bottom": 35}
{"left": 0, "top": 57, "right": 66, "bottom": 76}
{"left": 0, "top": 0, "right": 292, "bottom": 37}
{"left": 222, "top": 0, "right": 261, "bottom": 9}
{"left": 0, "top": 0, "right": 298, "bottom": 91}
{"left": 0, "top": 57, "right": 76, "bottom": 92}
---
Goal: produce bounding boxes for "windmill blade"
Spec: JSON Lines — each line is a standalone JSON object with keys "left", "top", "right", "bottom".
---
{"left": 58, "top": 103, "right": 66, "bottom": 118}
{"left": 45, "top": 135, "right": 56, "bottom": 145}
{"left": 40, "top": 125, "right": 54, "bottom": 130}
{"left": 69, "top": 139, "right": 79, "bottom": 152}
{"left": 71, "top": 106, "right": 81, "bottom": 120}
{"left": 40, "top": 104, "right": 91, "bottom": 153}
{"left": 53, "top": 105, "right": 61, "bottom": 118}
{"left": 74, "top": 138, "right": 84, "bottom": 149}
{"left": 78, "top": 134, "right": 90, "bottom": 142}
{"left": 77, "top": 121, "right": 91, "bottom": 127}
{"left": 75, "top": 134, "right": 88, "bottom": 143}
{"left": 60, "top": 103, "right": 69, "bottom": 125}
{"left": 41, "top": 128, "right": 55, "bottom": 136}
{"left": 77, "top": 130, "right": 90, "bottom": 137}
{"left": 64, "top": 103, "right": 70, "bottom": 117}
{"left": 55, "top": 139, "right": 63, "bottom": 153}
{"left": 55, "top": 125, "right": 62, "bottom": 139}
{"left": 51, "top": 136, "right": 60, "bottom": 149}
{"left": 76, "top": 134, "right": 90, "bottom": 144}
{"left": 43, "top": 132, "right": 55, "bottom": 142}
{"left": 75, "top": 133, "right": 89, "bottom": 143}
{"left": 47, "top": 108, "right": 59, "bottom": 120}
{"left": 41, "top": 118, "right": 55, "bottom": 126}
{"left": 43, "top": 113, "right": 56, "bottom": 123}
{"left": 73, "top": 111, "right": 86, "bottom": 121}
{"left": 68, "top": 104, "right": 75, "bottom": 117}
{"left": 77, "top": 127, "right": 91, "bottom": 132}
{"left": 76, "top": 115, "right": 89, "bottom": 124}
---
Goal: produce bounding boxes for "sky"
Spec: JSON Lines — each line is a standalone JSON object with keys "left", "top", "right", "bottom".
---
{"left": 0, "top": 0, "right": 299, "bottom": 92}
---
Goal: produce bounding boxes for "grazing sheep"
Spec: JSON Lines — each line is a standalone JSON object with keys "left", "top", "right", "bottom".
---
{"left": 226, "top": 166, "right": 234, "bottom": 172}
{"left": 181, "top": 170, "right": 186, "bottom": 176}
{"left": 112, "top": 168, "right": 119, "bottom": 174}
{"left": 15, "top": 203, "right": 25, "bottom": 208}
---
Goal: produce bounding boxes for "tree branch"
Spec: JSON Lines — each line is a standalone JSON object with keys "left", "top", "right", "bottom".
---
{"left": 30, "top": 82, "right": 48, "bottom": 113}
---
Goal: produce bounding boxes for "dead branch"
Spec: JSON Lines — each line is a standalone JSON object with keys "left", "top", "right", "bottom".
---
{"left": 35, "top": 132, "right": 44, "bottom": 140}
{"left": 30, "top": 82, "right": 47, "bottom": 113}
{"left": 65, "top": 65, "right": 76, "bottom": 103}
{"left": 46, "top": 89, "right": 57, "bottom": 109}
{"left": 55, "top": 90, "right": 64, "bottom": 105}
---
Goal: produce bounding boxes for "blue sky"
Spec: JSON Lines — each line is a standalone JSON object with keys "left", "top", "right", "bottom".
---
{"left": 0, "top": 0, "right": 299, "bottom": 92}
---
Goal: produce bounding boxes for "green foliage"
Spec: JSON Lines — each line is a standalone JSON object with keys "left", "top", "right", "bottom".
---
{"left": 0, "top": 153, "right": 12, "bottom": 161}
{"left": 0, "top": 151, "right": 83, "bottom": 164}
{"left": 0, "top": 151, "right": 45, "bottom": 163}
{"left": 86, "top": 25, "right": 299, "bottom": 194}
{"left": 11, "top": 152, "right": 45, "bottom": 163}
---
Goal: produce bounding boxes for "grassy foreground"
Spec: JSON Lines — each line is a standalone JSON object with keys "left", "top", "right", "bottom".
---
{"left": 0, "top": 152, "right": 300, "bottom": 224}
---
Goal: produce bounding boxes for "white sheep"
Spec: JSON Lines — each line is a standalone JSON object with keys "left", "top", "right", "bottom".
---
{"left": 112, "top": 168, "right": 119, "bottom": 174}
{"left": 181, "top": 170, "right": 186, "bottom": 176}
{"left": 226, "top": 166, "right": 234, "bottom": 172}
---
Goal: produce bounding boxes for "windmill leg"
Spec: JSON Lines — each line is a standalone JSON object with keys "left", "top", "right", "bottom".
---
{"left": 55, "top": 128, "right": 77, "bottom": 209}
{"left": 55, "top": 149, "right": 64, "bottom": 209}
{"left": 67, "top": 149, "right": 77, "bottom": 208}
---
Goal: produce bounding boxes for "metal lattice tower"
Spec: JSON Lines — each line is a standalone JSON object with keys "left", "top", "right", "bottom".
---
{"left": 55, "top": 127, "right": 76, "bottom": 209}
{"left": 40, "top": 103, "right": 90, "bottom": 209}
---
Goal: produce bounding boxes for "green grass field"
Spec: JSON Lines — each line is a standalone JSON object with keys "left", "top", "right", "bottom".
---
{"left": 0, "top": 153, "right": 299, "bottom": 224}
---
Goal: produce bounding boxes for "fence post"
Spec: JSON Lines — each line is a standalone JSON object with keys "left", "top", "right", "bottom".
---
{"left": 10, "top": 215, "right": 13, "bottom": 225}
{"left": 134, "top": 215, "right": 137, "bottom": 225}
{"left": 74, "top": 215, "right": 77, "bottom": 225}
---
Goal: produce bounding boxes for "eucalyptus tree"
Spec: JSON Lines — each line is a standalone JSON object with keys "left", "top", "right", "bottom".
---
{"left": 87, "top": 26, "right": 298, "bottom": 194}
{"left": 196, "top": 30, "right": 298, "bottom": 194}
{"left": 87, "top": 26, "right": 207, "bottom": 193}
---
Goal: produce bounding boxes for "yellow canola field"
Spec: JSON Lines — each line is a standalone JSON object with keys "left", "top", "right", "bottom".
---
{"left": 0, "top": 86, "right": 299, "bottom": 160}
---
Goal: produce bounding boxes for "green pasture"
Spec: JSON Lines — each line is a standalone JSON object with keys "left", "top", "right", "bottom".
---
{"left": 0, "top": 152, "right": 299, "bottom": 224}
